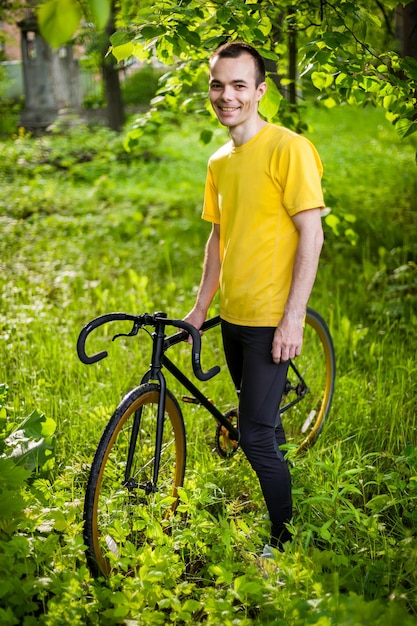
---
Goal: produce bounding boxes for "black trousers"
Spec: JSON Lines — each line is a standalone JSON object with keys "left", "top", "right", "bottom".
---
{"left": 221, "top": 320, "right": 292, "bottom": 547}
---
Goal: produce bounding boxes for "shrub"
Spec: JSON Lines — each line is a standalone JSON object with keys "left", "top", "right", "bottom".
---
{"left": 122, "top": 64, "right": 165, "bottom": 107}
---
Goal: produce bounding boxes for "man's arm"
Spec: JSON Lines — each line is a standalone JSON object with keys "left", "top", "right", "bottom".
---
{"left": 272, "top": 208, "right": 324, "bottom": 363}
{"left": 184, "top": 223, "right": 221, "bottom": 334}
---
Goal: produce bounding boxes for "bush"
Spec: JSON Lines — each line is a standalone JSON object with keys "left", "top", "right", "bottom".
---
{"left": 1, "top": 107, "right": 417, "bottom": 623}
{"left": 0, "top": 97, "right": 23, "bottom": 135}
{"left": 122, "top": 64, "right": 165, "bottom": 107}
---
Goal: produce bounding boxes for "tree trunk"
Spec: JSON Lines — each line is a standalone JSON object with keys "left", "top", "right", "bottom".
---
{"left": 263, "top": 9, "right": 298, "bottom": 107}
{"left": 395, "top": 0, "right": 417, "bottom": 59}
{"left": 101, "top": 8, "right": 124, "bottom": 131}
{"left": 288, "top": 22, "right": 297, "bottom": 108}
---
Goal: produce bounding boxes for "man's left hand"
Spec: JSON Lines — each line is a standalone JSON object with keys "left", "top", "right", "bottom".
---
{"left": 272, "top": 316, "right": 304, "bottom": 363}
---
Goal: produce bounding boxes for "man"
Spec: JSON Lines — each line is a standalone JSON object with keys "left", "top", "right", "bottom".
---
{"left": 185, "top": 42, "right": 325, "bottom": 552}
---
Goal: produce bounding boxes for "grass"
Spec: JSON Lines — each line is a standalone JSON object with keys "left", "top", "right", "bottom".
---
{"left": 0, "top": 104, "right": 417, "bottom": 624}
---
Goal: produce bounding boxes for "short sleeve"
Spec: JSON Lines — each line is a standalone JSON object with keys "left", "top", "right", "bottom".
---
{"left": 277, "top": 135, "right": 324, "bottom": 216}
{"left": 202, "top": 164, "right": 221, "bottom": 224}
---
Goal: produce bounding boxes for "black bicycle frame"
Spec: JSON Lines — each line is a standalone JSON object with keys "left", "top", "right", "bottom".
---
{"left": 124, "top": 315, "right": 239, "bottom": 492}
{"left": 83, "top": 311, "right": 308, "bottom": 494}
{"left": 162, "top": 355, "right": 239, "bottom": 439}
{"left": 280, "top": 360, "right": 309, "bottom": 413}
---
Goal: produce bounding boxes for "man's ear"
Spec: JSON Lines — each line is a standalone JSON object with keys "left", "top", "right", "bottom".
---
{"left": 257, "top": 81, "right": 267, "bottom": 100}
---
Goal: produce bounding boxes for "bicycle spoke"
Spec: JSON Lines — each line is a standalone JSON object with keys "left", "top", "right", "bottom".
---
{"left": 84, "top": 385, "right": 186, "bottom": 577}
{"left": 280, "top": 308, "right": 335, "bottom": 451}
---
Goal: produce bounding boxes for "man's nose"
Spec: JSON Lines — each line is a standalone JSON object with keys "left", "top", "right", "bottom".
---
{"left": 222, "top": 85, "right": 234, "bottom": 100}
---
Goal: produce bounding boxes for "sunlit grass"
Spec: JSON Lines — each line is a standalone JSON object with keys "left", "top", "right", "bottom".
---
{"left": 0, "top": 105, "right": 416, "bottom": 621}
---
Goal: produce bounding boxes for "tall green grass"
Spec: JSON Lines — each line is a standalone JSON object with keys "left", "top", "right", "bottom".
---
{"left": 0, "top": 105, "right": 416, "bottom": 624}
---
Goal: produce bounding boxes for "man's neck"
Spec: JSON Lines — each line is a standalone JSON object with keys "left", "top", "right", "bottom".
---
{"left": 229, "top": 116, "right": 267, "bottom": 147}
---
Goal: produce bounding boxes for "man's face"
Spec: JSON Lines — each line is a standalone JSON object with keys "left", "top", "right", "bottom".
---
{"left": 209, "top": 53, "right": 266, "bottom": 129}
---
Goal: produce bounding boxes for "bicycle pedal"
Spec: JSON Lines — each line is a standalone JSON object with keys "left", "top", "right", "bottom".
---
{"left": 182, "top": 395, "right": 201, "bottom": 405}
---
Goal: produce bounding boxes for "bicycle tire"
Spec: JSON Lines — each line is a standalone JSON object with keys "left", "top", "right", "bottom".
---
{"left": 83, "top": 383, "right": 186, "bottom": 577}
{"left": 281, "top": 308, "right": 335, "bottom": 453}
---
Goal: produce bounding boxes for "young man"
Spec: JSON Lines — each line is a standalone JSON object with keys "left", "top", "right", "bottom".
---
{"left": 185, "top": 42, "right": 325, "bottom": 551}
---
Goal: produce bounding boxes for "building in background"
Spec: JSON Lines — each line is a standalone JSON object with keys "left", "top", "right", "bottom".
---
{"left": 17, "top": 14, "right": 82, "bottom": 131}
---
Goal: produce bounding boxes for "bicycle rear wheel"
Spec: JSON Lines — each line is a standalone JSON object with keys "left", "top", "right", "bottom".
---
{"left": 83, "top": 383, "right": 186, "bottom": 577}
{"left": 280, "top": 308, "right": 335, "bottom": 452}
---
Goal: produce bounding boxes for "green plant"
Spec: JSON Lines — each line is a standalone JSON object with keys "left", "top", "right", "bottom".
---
{"left": 0, "top": 97, "right": 23, "bottom": 135}
{"left": 0, "top": 105, "right": 416, "bottom": 622}
{"left": 122, "top": 64, "right": 165, "bottom": 107}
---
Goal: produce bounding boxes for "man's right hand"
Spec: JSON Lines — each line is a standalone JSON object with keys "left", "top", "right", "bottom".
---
{"left": 183, "top": 307, "right": 207, "bottom": 344}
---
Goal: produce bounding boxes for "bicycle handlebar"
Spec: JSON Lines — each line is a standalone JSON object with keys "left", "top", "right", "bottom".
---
{"left": 76, "top": 312, "right": 221, "bottom": 382}
{"left": 163, "top": 315, "right": 221, "bottom": 349}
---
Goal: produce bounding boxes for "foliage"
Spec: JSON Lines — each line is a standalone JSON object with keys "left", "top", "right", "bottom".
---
{"left": 0, "top": 384, "right": 56, "bottom": 472}
{"left": 0, "top": 385, "right": 64, "bottom": 624}
{"left": 36, "top": 0, "right": 417, "bottom": 151}
{"left": 121, "top": 64, "right": 165, "bottom": 107}
{"left": 0, "top": 98, "right": 22, "bottom": 135}
{"left": 0, "top": 0, "right": 26, "bottom": 24}
{"left": 38, "top": 0, "right": 110, "bottom": 48}
{"left": 0, "top": 106, "right": 417, "bottom": 623}
{"left": 0, "top": 62, "right": 8, "bottom": 95}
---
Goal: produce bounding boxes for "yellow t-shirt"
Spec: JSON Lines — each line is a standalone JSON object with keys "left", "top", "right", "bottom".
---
{"left": 202, "top": 123, "right": 324, "bottom": 326}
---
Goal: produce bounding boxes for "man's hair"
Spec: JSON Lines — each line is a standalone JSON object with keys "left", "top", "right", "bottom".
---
{"left": 210, "top": 42, "right": 266, "bottom": 87}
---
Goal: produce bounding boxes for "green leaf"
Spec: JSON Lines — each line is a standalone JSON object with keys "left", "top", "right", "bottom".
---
{"left": 177, "top": 25, "right": 201, "bottom": 47}
{"left": 0, "top": 458, "right": 31, "bottom": 529}
{"left": 401, "top": 56, "right": 417, "bottom": 81}
{"left": 200, "top": 129, "right": 213, "bottom": 145}
{"left": 0, "top": 457, "right": 31, "bottom": 493}
{"left": 345, "top": 228, "right": 358, "bottom": 246}
{"left": 344, "top": 213, "right": 357, "bottom": 224}
{"left": 110, "top": 31, "right": 134, "bottom": 47}
{"left": 141, "top": 25, "right": 164, "bottom": 40}
{"left": 335, "top": 72, "right": 353, "bottom": 88}
{"left": 111, "top": 42, "right": 134, "bottom": 63}
{"left": 234, "top": 575, "right": 263, "bottom": 597}
{"left": 259, "top": 77, "right": 282, "bottom": 121}
{"left": 259, "top": 15, "right": 272, "bottom": 35}
{"left": 322, "top": 97, "right": 337, "bottom": 108}
{"left": 49, "top": 508, "right": 68, "bottom": 531}
{"left": 316, "top": 50, "right": 331, "bottom": 65}
{"left": 259, "top": 48, "right": 279, "bottom": 61}
{"left": 182, "top": 599, "right": 201, "bottom": 612}
{"left": 89, "top": 0, "right": 111, "bottom": 30}
{"left": 360, "top": 76, "right": 381, "bottom": 93}
{"left": 366, "top": 494, "right": 390, "bottom": 512}
{"left": 2, "top": 410, "right": 56, "bottom": 472}
{"left": 360, "top": 9, "right": 381, "bottom": 28}
{"left": 325, "top": 213, "right": 341, "bottom": 236}
{"left": 311, "top": 71, "right": 334, "bottom": 90}
{"left": 395, "top": 118, "right": 417, "bottom": 139}
{"left": 38, "top": 0, "right": 82, "bottom": 48}
{"left": 323, "top": 31, "right": 350, "bottom": 49}
{"left": 217, "top": 6, "right": 232, "bottom": 25}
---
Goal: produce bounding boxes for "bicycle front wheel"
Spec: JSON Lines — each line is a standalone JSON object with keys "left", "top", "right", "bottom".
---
{"left": 280, "top": 308, "right": 335, "bottom": 453}
{"left": 83, "top": 383, "right": 186, "bottom": 577}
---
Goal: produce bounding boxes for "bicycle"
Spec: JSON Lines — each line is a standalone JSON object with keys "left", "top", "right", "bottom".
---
{"left": 77, "top": 308, "right": 335, "bottom": 577}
